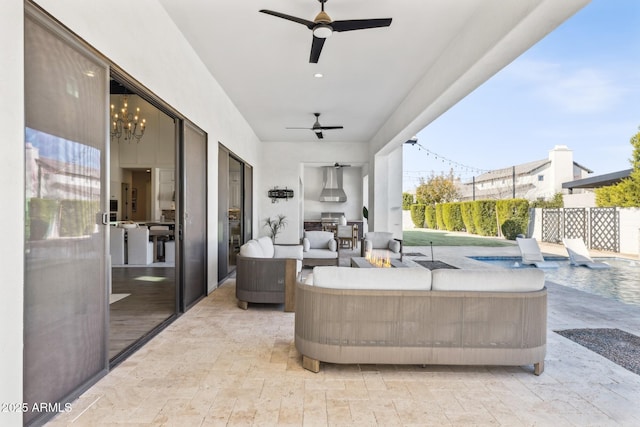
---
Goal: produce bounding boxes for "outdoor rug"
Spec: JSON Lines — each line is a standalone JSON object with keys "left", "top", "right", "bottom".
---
{"left": 414, "top": 260, "right": 458, "bottom": 270}
{"left": 403, "top": 252, "right": 426, "bottom": 257}
{"left": 555, "top": 328, "right": 640, "bottom": 375}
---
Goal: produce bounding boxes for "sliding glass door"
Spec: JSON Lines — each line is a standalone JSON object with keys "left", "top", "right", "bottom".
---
{"left": 218, "top": 145, "right": 252, "bottom": 281}
{"left": 181, "top": 121, "right": 208, "bottom": 308}
{"left": 24, "top": 8, "right": 109, "bottom": 425}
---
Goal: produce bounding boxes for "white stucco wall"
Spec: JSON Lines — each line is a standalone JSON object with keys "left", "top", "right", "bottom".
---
{"left": 564, "top": 192, "right": 596, "bottom": 208}
{"left": 0, "top": 3, "right": 24, "bottom": 425}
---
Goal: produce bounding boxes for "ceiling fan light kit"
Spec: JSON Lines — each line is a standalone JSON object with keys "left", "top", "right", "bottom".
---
{"left": 313, "top": 24, "right": 332, "bottom": 39}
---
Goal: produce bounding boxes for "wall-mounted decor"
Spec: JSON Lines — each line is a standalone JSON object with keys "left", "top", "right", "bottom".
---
{"left": 268, "top": 187, "right": 294, "bottom": 203}
{"left": 131, "top": 187, "right": 137, "bottom": 212}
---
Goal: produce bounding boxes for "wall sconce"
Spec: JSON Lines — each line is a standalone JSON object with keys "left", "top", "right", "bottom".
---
{"left": 268, "top": 187, "right": 294, "bottom": 203}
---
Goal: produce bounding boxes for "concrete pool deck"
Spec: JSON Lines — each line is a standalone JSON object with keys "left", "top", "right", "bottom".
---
{"left": 47, "top": 243, "right": 640, "bottom": 426}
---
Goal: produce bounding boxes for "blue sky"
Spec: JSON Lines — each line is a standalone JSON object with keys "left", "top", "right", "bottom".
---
{"left": 403, "top": 0, "right": 640, "bottom": 192}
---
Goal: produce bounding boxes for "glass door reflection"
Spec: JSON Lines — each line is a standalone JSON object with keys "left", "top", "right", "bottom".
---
{"left": 228, "top": 156, "right": 243, "bottom": 271}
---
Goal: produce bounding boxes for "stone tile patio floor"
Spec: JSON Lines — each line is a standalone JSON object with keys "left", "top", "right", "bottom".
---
{"left": 48, "top": 243, "right": 640, "bottom": 426}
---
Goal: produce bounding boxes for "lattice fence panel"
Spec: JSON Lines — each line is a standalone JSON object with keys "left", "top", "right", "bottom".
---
{"left": 542, "top": 209, "right": 562, "bottom": 243}
{"left": 590, "top": 208, "right": 619, "bottom": 252}
{"left": 563, "top": 208, "right": 587, "bottom": 240}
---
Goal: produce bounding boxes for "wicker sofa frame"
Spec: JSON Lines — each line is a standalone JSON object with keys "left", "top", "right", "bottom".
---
{"left": 295, "top": 282, "right": 547, "bottom": 375}
{"left": 235, "top": 256, "right": 297, "bottom": 311}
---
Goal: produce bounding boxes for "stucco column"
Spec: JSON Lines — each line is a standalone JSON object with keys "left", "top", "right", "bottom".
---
{"left": 369, "top": 146, "right": 403, "bottom": 239}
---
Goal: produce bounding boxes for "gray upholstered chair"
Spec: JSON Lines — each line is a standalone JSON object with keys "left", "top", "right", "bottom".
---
{"left": 362, "top": 231, "right": 402, "bottom": 260}
{"left": 236, "top": 236, "right": 302, "bottom": 311}
{"left": 301, "top": 230, "right": 339, "bottom": 267}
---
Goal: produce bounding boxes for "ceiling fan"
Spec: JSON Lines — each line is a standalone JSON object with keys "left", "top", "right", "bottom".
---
{"left": 287, "top": 113, "right": 343, "bottom": 139}
{"left": 333, "top": 162, "right": 351, "bottom": 168}
{"left": 260, "top": 0, "right": 392, "bottom": 63}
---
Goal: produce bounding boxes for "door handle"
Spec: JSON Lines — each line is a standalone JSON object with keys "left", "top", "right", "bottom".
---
{"left": 98, "top": 212, "right": 109, "bottom": 225}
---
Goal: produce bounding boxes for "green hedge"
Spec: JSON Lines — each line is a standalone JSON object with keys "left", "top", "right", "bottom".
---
{"left": 472, "top": 200, "right": 498, "bottom": 236}
{"left": 442, "top": 202, "right": 464, "bottom": 231}
{"left": 427, "top": 198, "right": 531, "bottom": 239}
{"left": 27, "top": 198, "right": 58, "bottom": 240}
{"left": 402, "top": 192, "right": 414, "bottom": 210}
{"left": 59, "top": 200, "right": 99, "bottom": 237}
{"left": 27, "top": 198, "right": 98, "bottom": 239}
{"left": 460, "top": 201, "right": 475, "bottom": 234}
{"left": 435, "top": 204, "right": 445, "bottom": 230}
{"left": 425, "top": 205, "right": 437, "bottom": 229}
{"left": 496, "top": 198, "right": 530, "bottom": 239}
{"left": 410, "top": 204, "right": 426, "bottom": 228}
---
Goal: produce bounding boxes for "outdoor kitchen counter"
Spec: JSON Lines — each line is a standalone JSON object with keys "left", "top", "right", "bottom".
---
{"left": 304, "top": 220, "right": 363, "bottom": 241}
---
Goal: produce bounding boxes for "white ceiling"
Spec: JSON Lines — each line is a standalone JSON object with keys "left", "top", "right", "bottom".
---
{"left": 158, "top": 0, "right": 588, "bottom": 146}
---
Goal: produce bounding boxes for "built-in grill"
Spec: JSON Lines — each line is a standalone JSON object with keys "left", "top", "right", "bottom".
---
{"left": 320, "top": 212, "right": 345, "bottom": 225}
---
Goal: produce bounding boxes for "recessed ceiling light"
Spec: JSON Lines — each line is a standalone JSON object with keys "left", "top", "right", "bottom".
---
{"left": 314, "top": 73, "right": 324, "bottom": 78}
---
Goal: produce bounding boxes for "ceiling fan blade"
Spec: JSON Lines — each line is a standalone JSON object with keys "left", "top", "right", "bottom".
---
{"left": 331, "top": 18, "right": 392, "bottom": 32}
{"left": 259, "top": 10, "right": 315, "bottom": 29}
{"left": 286, "top": 127, "right": 312, "bottom": 130}
{"left": 309, "top": 36, "right": 326, "bottom": 63}
{"left": 318, "top": 126, "right": 344, "bottom": 130}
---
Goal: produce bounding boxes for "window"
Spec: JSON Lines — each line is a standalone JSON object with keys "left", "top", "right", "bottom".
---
{"left": 538, "top": 175, "right": 544, "bottom": 181}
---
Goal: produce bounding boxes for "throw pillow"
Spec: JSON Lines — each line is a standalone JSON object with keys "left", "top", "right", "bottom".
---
{"left": 328, "top": 239, "right": 337, "bottom": 252}
{"left": 388, "top": 239, "right": 401, "bottom": 253}
{"left": 302, "top": 238, "right": 311, "bottom": 252}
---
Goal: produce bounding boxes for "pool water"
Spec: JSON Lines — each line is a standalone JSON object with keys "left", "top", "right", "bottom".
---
{"left": 470, "top": 256, "right": 640, "bottom": 307}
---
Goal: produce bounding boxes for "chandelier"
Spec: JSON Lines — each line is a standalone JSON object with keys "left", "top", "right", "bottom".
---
{"left": 110, "top": 96, "right": 146, "bottom": 143}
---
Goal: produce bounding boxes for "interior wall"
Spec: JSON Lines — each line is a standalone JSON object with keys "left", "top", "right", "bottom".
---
{"left": 0, "top": 1, "right": 24, "bottom": 423}
{"left": 130, "top": 171, "right": 151, "bottom": 221}
{"left": 111, "top": 93, "right": 175, "bottom": 222}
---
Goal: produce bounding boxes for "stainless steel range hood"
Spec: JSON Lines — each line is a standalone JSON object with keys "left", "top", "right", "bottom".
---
{"left": 319, "top": 166, "right": 347, "bottom": 202}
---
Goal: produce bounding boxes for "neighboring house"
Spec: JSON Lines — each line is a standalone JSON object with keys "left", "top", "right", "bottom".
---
{"left": 458, "top": 145, "right": 592, "bottom": 201}
{"left": 562, "top": 168, "right": 633, "bottom": 207}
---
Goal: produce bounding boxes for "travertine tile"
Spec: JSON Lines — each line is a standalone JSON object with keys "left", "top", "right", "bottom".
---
{"left": 46, "top": 245, "right": 640, "bottom": 426}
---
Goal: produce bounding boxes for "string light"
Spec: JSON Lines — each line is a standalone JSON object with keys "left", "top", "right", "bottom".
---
{"left": 405, "top": 142, "right": 491, "bottom": 181}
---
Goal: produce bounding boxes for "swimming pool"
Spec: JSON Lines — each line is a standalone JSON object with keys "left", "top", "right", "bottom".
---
{"left": 470, "top": 256, "right": 640, "bottom": 307}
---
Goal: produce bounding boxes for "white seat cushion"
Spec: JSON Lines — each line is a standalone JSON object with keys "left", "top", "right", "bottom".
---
{"left": 431, "top": 269, "right": 545, "bottom": 292}
{"left": 274, "top": 244, "right": 303, "bottom": 260}
{"left": 239, "top": 240, "right": 264, "bottom": 258}
{"left": 311, "top": 266, "right": 432, "bottom": 290}
{"left": 368, "top": 248, "right": 402, "bottom": 260}
{"left": 365, "top": 232, "right": 394, "bottom": 249}
{"left": 256, "top": 236, "right": 275, "bottom": 258}
{"left": 304, "top": 248, "right": 338, "bottom": 259}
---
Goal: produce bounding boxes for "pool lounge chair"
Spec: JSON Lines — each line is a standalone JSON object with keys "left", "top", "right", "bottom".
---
{"left": 516, "top": 237, "right": 559, "bottom": 268}
{"left": 562, "top": 238, "right": 611, "bottom": 269}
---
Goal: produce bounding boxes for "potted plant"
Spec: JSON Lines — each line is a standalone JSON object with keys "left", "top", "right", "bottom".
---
{"left": 264, "top": 214, "right": 287, "bottom": 242}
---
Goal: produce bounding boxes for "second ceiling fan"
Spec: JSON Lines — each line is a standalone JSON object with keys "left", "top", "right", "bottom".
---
{"left": 287, "top": 113, "right": 343, "bottom": 139}
{"left": 260, "top": 0, "right": 392, "bottom": 63}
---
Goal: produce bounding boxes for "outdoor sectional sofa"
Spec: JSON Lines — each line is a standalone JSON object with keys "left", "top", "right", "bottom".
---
{"left": 295, "top": 266, "right": 547, "bottom": 375}
{"left": 236, "top": 236, "right": 303, "bottom": 311}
